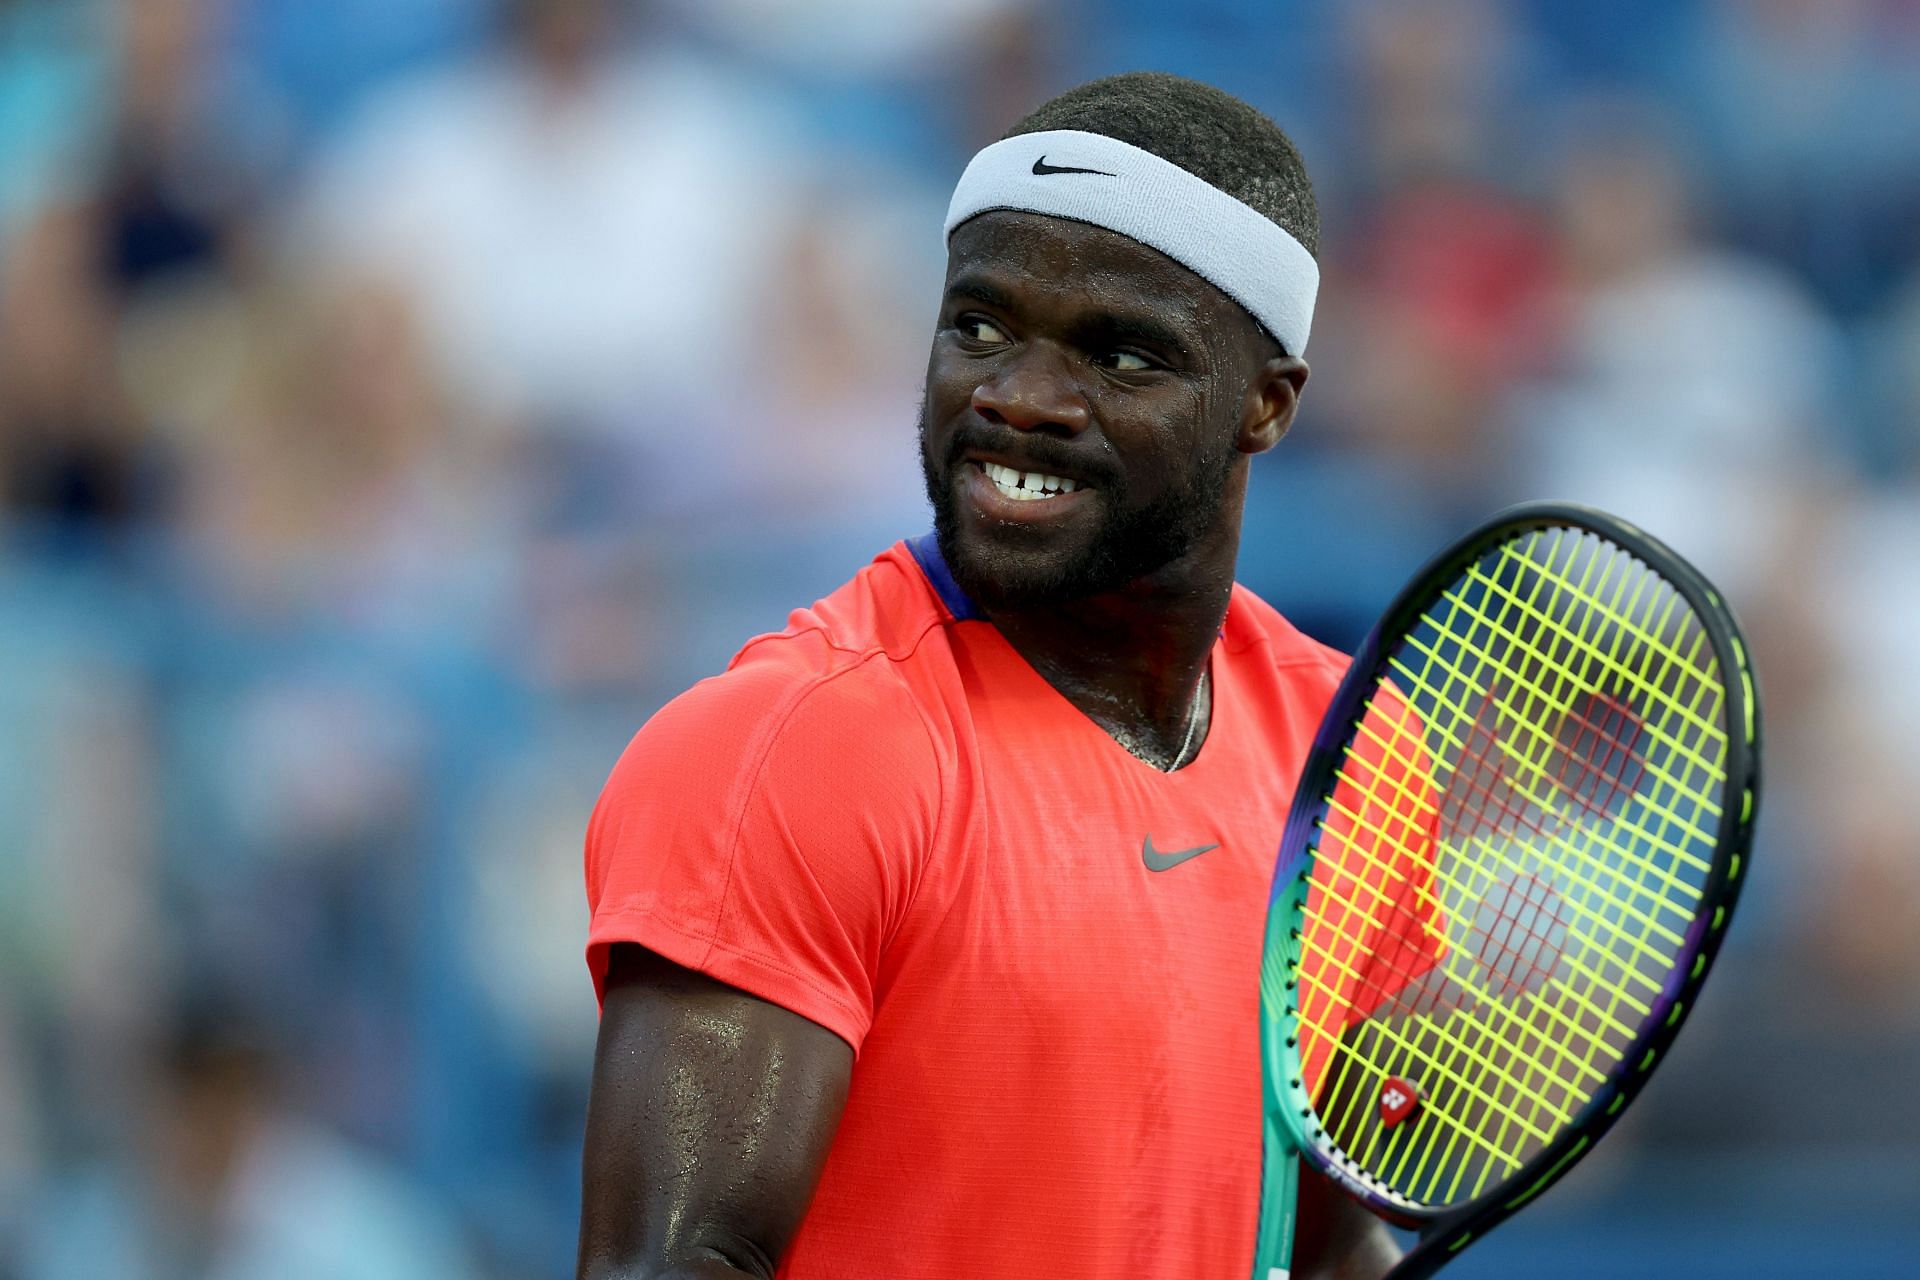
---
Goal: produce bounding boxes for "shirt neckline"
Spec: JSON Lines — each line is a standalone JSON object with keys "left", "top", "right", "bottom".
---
{"left": 903, "top": 532, "right": 1229, "bottom": 778}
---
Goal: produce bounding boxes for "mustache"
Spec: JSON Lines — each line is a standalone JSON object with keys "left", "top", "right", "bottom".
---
{"left": 940, "top": 420, "right": 1119, "bottom": 490}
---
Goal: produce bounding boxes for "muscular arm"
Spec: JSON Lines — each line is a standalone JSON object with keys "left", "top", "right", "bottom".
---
{"left": 1291, "top": 1162, "right": 1403, "bottom": 1280}
{"left": 577, "top": 944, "right": 854, "bottom": 1280}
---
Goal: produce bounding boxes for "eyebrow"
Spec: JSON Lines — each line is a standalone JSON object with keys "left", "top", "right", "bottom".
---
{"left": 943, "top": 275, "right": 1018, "bottom": 312}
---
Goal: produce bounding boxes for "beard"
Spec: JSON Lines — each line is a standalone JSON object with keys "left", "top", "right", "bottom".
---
{"left": 917, "top": 397, "right": 1237, "bottom": 610}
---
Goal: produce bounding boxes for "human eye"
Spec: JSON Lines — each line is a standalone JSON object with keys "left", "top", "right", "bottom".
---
{"left": 957, "top": 315, "right": 1010, "bottom": 344}
{"left": 1095, "top": 349, "right": 1156, "bottom": 373}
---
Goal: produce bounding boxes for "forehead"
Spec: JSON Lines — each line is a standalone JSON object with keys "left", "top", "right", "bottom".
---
{"left": 945, "top": 210, "right": 1252, "bottom": 341}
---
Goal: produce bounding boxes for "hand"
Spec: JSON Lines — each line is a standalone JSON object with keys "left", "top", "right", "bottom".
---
{"left": 1288, "top": 1163, "right": 1403, "bottom": 1280}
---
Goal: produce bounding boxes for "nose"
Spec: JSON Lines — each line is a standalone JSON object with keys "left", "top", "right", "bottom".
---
{"left": 970, "top": 345, "right": 1090, "bottom": 435}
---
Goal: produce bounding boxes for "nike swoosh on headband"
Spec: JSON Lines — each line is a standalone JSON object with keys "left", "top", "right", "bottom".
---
{"left": 1032, "top": 155, "right": 1117, "bottom": 177}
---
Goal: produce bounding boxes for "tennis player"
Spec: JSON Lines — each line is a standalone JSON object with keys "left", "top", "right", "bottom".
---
{"left": 579, "top": 72, "right": 1405, "bottom": 1280}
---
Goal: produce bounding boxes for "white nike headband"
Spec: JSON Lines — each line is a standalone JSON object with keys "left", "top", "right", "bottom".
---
{"left": 943, "top": 128, "right": 1319, "bottom": 355}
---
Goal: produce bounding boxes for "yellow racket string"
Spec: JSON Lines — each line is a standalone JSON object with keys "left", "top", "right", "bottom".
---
{"left": 1360, "top": 532, "right": 1676, "bottom": 1195}
{"left": 1452, "top": 536, "right": 1712, "bottom": 1186}
{"left": 1323, "top": 802, "right": 1658, "bottom": 1040}
{"left": 1306, "top": 547, "right": 1569, "bottom": 1180}
{"left": 1393, "top": 577, "right": 1721, "bottom": 851}
{"left": 1303, "top": 804, "right": 1632, "bottom": 1170}
{"left": 1467, "top": 556, "right": 1727, "bottom": 775}
{"left": 1304, "top": 542, "right": 1586, "bottom": 1168}
{"left": 1303, "top": 869, "right": 1611, "bottom": 1124}
{"left": 1334, "top": 728, "right": 1693, "bottom": 959}
{"left": 1351, "top": 529, "right": 1712, "bottom": 1189}
{"left": 1291, "top": 528, "right": 1729, "bottom": 1206}
{"left": 1506, "top": 536, "right": 1726, "bottom": 1086}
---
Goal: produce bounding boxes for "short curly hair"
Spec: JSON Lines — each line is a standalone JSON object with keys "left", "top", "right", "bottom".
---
{"left": 1002, "top": 71, "right": 1320, "bottom": 260}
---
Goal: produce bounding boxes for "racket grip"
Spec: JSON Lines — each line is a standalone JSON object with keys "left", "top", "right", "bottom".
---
{"left": 1379, "top": 1236, "right": 1448, "bottom": 1280}
{"left": 1252, "top": 1115, "right": 1300, "bottom": 1280}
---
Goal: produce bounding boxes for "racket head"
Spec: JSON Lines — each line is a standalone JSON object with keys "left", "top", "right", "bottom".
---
{"left": 1256, "top": 502, "right": 1759, "bottom": 1257}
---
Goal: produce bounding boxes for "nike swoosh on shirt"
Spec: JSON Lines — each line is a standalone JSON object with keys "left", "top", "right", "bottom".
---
{"left": 1032, "top": 155, "right": 1118, "bottom": 177}
{"left": 1142, "top": 836, "right": 1220, "bottom": 872}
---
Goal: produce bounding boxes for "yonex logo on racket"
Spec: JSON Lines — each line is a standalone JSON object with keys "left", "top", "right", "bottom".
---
{"left": 1379, "top": 1076, "right": 1422, "bottom": 1127}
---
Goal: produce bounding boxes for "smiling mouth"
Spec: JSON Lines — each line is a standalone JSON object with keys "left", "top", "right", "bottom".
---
{"left": 975, "top": 460, "right": 1083, "bottom": 501}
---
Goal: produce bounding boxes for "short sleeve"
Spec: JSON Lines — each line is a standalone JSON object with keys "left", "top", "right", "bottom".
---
{"left": 584, "top": 653, "right": 941, "bottom": 1052}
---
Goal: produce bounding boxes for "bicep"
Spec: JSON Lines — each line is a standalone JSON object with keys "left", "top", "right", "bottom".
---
{"left": 578, "top": 944, "right": 853, "bottom": 1280}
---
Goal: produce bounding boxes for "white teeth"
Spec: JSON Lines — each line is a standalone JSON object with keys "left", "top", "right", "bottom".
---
{"left": 980, "top": 461, "right": 1080, "bottom": 501}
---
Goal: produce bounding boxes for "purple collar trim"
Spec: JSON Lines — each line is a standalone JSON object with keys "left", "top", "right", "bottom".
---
{"left": 907, "top": 532, "right": 985, "bottom": 622}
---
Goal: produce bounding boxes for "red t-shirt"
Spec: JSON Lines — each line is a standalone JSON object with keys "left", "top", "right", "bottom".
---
{"left": 585, "top": 536, "right": 1355, "bottom": 1279}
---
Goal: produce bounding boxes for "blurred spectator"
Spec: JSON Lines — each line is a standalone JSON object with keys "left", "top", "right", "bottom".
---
{"left": 674, "top": 0, "right": 1026, "bottom": 80}
{"left": 716, "top": 188, "right": 940, "bottom": 523}
{"left": 15, "top": 1002, "right": 475, "bottom": 1280}
{"left": 1236, "top": 1, "right": 1562, "bottom": 639}
{"left": 118, "top": 272, "right": 512, "bottom": 628}
{"left": 0, "top": 205, "right": 149, "bottom": 529}
{"left": 1335, "top": 0, "right": 1546, "bottom": 199}
{"left": 1509, "top": 101, "right": 1846, "bottom": 602}
{"left": 0, "top": 0, "right": 110, "bottom": 245}
{"left": 1866, "top": 267, "right": 1920, "bottom": 474}
{"left": 295, "top": 0, "right": 806, "bottom": 438}
{"left": 0, "top": 0, "right": 276, "bottom": 534}
{"left": 98, "top": 0, "right": 276, "bottom": 289}
{"left": 0, "top": 990, "right": 29, "bottom": 1223}
{"left": 668, "top": 0, "right": 1051, "bottom": 162}
{"left": 1306, "top": 182, "right": 1560, "bottom": 503}
{"left": 223, "top": 0, "right": 487, "bottom": 156}
{"left": 1516, "top": 0, "right": 1699, "bottom": 87}
{"left": 1669, "top": 0, "right": 1920, "bottom": 316}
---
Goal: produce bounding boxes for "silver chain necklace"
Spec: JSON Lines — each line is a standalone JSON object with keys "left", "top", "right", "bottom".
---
{"left": 1118, "top": 673, "right": 1206, "bottom": 772}
{"left": 1168, "top": 674, "right": 1207, "bottom": 771}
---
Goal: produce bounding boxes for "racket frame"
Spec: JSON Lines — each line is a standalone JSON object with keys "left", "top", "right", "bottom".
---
{"left": 1256, "top": 501, "right": 1762, "bottom": 1278}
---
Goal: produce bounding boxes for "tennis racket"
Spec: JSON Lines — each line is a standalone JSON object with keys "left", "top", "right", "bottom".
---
{"left": 1251, "top": 502, "right": 1761, "bottom": 1280}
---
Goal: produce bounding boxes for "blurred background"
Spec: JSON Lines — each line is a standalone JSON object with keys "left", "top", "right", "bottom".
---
{"left": 0, "top": 0, "right": 1916, "bottom": 1275}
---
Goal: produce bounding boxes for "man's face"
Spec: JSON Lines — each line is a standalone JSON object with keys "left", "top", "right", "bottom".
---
{"left": 920, "top": 211, "right": 1269, "bottom": 610}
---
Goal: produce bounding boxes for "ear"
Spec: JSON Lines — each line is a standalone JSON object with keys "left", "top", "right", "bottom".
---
{"left": 1237, "top": 355, "right": 1309, "bottom": 455}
